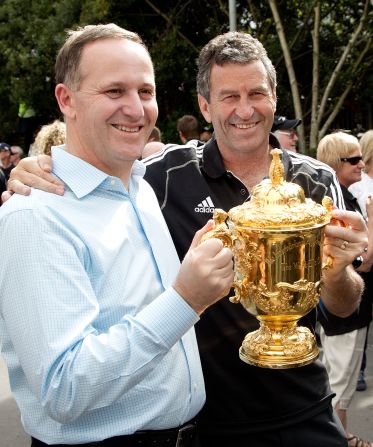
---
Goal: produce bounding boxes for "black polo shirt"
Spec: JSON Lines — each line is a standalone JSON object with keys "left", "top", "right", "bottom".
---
{"left": 144, "top": 137, "right": 344, "bottom": 435}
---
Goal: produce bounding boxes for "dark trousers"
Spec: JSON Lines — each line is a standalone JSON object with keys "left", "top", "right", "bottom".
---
{"left": 198, "top": 406, "right": 347, "bottom": 447}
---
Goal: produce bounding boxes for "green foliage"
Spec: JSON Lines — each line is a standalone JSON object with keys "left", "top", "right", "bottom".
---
{"left": 0, "top": 0, "right": 372, "bottom": 146}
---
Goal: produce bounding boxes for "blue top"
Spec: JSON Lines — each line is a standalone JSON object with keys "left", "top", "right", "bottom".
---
{"left": 0, "top": 146, "right": 205, "bottom": 444}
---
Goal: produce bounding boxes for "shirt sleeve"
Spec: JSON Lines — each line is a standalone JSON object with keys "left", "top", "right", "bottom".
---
{"left": 0, "top": 206, "right": 199, "bottom": 423}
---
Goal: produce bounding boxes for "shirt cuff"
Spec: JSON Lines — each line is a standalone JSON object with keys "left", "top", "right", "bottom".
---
{"left": 135, "top": 287, "right": 200, "bottom": 349}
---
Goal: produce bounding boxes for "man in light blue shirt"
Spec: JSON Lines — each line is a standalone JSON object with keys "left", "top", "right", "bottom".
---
{"left": 0, "top": 24, "right": 234, "bottom": 446}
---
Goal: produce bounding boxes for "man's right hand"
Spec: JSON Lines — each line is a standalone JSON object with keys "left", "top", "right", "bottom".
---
{"left": 1, "top": 155, "right": 64, "bottom": 203}
{"left": 173, "top": 221, "right": 234, "bottom": 315}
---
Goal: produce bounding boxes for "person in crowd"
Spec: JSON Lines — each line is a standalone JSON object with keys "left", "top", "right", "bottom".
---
{"left": 199, "top": 125, "right": 213, "bottom": 142}
{"left": 271, "top": 114, "right": 302, "bottom": 152}
{"left": 10, "top": 145, "right": 24, "bottom": 166}
{"left": 350, "top": 130, "right": 373, "bottom": 220}
{"left": 148, "top": 126, "right": 162, "bottom": 143}
{"left": 29, "top": 119, "right": 66, "bottom": 157}
{"left": 0, "top": 165, "right": 6, "bottom": 203}
{"left": 142, "top": 125, "right": 165, "bottom": 158}
{"left": 3, "top": 31, "right": 368, "bottom": 447}
{"left": 349, "top": 129, "right": 373, "bottom": 393}
{"left": 0, "top": 142, "right": 15, "bottom": 179}
{"left": 317, "top": 131, "right": 373, "bottom": 447}
{"left": 0, "top": 23, "right": 234, "bottom": 447}
{"left": 177, "top": 114, "right": 201, "bottom": 143}
{"left": 0, "top": 142, "right": 18, "bottom": 204}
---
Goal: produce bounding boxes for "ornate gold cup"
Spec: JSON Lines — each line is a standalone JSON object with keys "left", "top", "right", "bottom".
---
{"left": 205, "top": 149, "right": 333, "bottom": 369}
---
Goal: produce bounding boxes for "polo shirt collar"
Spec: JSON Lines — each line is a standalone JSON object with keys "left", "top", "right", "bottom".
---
{"left": 202, "top": 133, "right": 289, "bottom": 178}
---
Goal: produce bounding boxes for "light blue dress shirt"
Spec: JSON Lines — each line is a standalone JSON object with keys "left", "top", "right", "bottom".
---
{"left": 0, "top": 147, "right": 205, "bottom": 444}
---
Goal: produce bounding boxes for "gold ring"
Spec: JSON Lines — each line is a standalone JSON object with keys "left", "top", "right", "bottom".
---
{"left": 340, "top": 240, "right": 349, "bottom": 250}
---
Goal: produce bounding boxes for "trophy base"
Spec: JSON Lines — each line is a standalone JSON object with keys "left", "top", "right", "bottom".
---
{"left": 239, "top": 321, "right": 319, "bottom": 369}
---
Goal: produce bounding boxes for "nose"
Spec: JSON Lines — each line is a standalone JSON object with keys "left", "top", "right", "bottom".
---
{"left": 120, "top": 91, "right": 145, "bottom": 120}
{"left": 235, "top": 97, "right": 255, "bottom": 118}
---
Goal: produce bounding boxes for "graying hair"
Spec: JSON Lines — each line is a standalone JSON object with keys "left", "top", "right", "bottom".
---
{"left": 197, "top": 32, "right": 277, "bottom": 102}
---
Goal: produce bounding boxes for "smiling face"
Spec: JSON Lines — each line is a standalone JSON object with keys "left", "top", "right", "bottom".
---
{"left": 337, "top": 149, "right": 365, "bottom": 188}
{"left": 198, "top": 60, "right": 276, "bottom": 159}
{"left": 55, "top": 38, "right": 158, "bottom": 183}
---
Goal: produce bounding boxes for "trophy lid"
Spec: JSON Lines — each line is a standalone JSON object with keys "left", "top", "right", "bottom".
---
{"left": 228, "top": 148, "right": 332, "bottom": 229}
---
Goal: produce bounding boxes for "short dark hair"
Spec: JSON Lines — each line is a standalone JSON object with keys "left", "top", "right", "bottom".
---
{"left": 55, "top": 23, "right": 148, "bottom": 89}
{"left": 176, "top": 115, "right": 200, "bottom": 140}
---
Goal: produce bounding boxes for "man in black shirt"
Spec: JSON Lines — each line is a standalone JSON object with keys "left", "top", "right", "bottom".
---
{"left": 3, "top": 32, "right": 368, "bottom": 447}
{"left": 144, "top": 33, "right": 366, "bottom": 447}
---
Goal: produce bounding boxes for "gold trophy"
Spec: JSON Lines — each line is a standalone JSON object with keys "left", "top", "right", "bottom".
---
{"left": 204, "top": 149, "right": 333, "bottom": 369}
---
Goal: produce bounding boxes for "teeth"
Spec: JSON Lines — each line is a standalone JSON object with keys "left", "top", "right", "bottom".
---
{"left": 235, "top": 123, "right": 256, "bottom": 129}
{"left": 113, "top": 124, "right": 140, "bottom": 132}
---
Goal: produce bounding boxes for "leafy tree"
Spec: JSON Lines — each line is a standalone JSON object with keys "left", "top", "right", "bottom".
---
{"left": 0, "top": 0, "right": 372, "bottom": 152}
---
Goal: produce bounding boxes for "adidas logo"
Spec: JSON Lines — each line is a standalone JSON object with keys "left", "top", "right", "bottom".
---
{"left": 195, "top": 196, "right": 215, "bottom": 213}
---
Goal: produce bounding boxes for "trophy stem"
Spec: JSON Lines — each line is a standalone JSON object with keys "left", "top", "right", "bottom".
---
{"left": 239, "top": 316, "right": 319, "bottom": 369}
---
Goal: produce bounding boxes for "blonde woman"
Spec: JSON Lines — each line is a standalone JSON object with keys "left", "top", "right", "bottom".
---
{"left": 29, "top": 119, "right": 66, "bottom": 156}
{"left": 349, "top": 130, "right": 373, "bottom": 220}
{"left": 317, "top": 131, "right": 373, "bottom": 447}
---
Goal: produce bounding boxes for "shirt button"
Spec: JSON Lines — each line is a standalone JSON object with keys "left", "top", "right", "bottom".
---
{"left": 110, "top": 179, "right": 116, "bottom": 186}
{"left": 240, "top": 188, "right": 247, "bottom": 195}
{"left": 193, "top": 383, "right": 197, "bottom": 391}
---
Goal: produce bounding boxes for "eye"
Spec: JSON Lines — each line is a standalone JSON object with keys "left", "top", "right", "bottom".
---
{"left": 105, "top": 89, "right": 124, "bottom": 99}
{"left": 139, "top": 88, "right": 155, "bottom": 99}
{"left": 222, "top": 94, "right": 238, "bottom": 102}
{"left": 249, "top": 91, "right": 267, "bottom": 99}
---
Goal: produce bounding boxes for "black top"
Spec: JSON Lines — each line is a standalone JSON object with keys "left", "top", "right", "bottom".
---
{"left": 144, "top": 137, "right": 344, "bottom": 434}
{"left": 1, "top": 163, "right": 14, "bottom": 181}
{"left": 318, "top": 184, "right": 373, "bottom": 336}
{"left": 0, "top": 168, "right": 7, "bottom": 204}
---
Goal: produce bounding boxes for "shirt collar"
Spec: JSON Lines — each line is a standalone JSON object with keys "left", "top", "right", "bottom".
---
{"left": 340, "top": 184, "right": 357, "bottom": 202}
{"left": 51, "top": 145, "right": 146, "bottom": 199}
{"left": 201, "top": 133, "right": 286, "bottom": 178}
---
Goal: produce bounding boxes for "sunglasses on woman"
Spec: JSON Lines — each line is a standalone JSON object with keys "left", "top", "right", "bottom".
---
{"left": 339, "top": 156, "right": 363, "bottom": 165}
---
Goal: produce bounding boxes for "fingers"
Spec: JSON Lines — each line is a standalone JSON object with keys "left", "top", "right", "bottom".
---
{"left": 1, "top": 153, "right": 63, "bottom": 203}
{"left": 7, "top": 173, "right": 64, "bottom": 196}
{"left": 175, "top": 236, "right": 234, "bottom": 314}
{"left": 6, "top": 178, "right": 32, "bottom": 196}
{"left": 190, "top": 220, "right": 214, "bottom": 248}
{"left": 330, "top": 208, "right": 366, "bottom": 231}
{"left": 323, "top": 209, "right": 368, "bottom": 271}
{"left": 1, "top": 190, "right": 17, "bottom": 203}
{"left": 8, "top": 156, "right": 64, "bottom": 195}
{"left": 36, "top": 154, "right": 53, "bottom": 172}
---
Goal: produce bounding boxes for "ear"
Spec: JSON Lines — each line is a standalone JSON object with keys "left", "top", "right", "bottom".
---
{"left": 55, "top": 84, "right": 76, "bottom": 119}
{"left": 198, "top": 94, "right": 212, "bottom": 124}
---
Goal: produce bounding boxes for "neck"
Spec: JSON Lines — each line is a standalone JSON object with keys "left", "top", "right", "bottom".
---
{"left": 222, "top": 146, "right": 272, "bottom": 190}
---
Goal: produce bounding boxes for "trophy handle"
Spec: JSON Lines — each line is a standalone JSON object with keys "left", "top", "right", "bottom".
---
{"left": 321, "top": 196, "right": 347, "bottom": 271}
{"left": 200, "top": 208, "right": 233, "bottom": 248}
{"left": 200, "top": 209, "right": 242, "bottom": 301}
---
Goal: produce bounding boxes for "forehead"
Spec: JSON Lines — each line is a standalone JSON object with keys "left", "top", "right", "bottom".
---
{"left": 210, "top": 60, "right": 272, "bottom": 92}
{"left": 79, "top": 38, "right": 155, "bottom": 86}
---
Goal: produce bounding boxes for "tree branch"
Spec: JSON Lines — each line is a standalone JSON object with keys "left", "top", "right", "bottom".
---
{"left": 144, "top": 0, "right": 199, "bottom": 53}
{"left": 317, "top": 0, "right": 371, "bottom": 127}
{"left": 268, "top": 0, "right": 305, "bottom": 152}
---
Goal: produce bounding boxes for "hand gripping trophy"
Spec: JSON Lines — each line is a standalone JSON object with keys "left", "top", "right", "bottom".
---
{"left": 203, "top": 149, "right": 333, "bottom": 369}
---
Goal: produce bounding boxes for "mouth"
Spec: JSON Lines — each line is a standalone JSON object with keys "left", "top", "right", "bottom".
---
{"left": 233, "top": 123, "right": 257, "bottom": 129}
{"left": 112, "top": 124, "right": 142, "bottom": 133}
